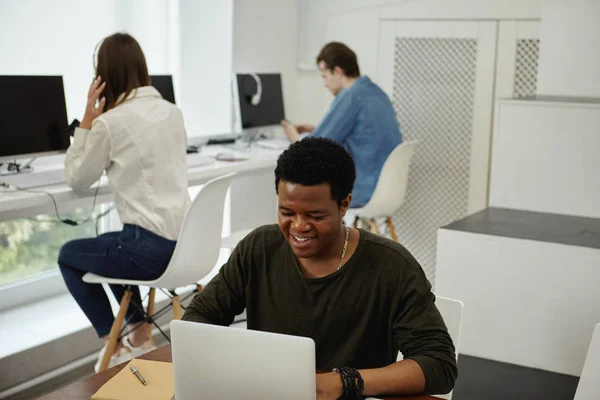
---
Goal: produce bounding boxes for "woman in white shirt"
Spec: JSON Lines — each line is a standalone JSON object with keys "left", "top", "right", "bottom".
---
{"left": 58, "top": 33, "right": 190, "bottom": 371}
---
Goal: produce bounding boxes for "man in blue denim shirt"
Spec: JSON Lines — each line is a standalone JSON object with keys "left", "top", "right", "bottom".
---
{"left": 282, "top": 42, "right": 402, "bottom": 208}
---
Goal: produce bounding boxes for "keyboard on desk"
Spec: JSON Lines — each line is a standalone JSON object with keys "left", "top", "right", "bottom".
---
{"left": 186, "top": 154, "right": 216, "bottom": 168}
{"left": 253, "top": 138, "right": 290, "bottom": 151}
{"left": 0, "top": 169, "right": 67, "bottom": 189}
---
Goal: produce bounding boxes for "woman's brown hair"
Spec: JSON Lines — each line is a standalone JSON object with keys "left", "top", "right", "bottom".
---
{"left": 94, "top": 33, "right": 150, "bottom": 111}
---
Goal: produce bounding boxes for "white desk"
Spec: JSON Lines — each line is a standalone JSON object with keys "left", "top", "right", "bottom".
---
{"left": 0, "top": 144, "right": 282, "bottom": 228}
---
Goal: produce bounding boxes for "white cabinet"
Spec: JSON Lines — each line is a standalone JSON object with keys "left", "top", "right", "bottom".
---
{"left": 495, "top": 20, "right": 541, "bottom": 98}
{"left": 436, "top": 222, "right": 600, "bottom": 375}
{"left": 376, "top": 19, "right": 540, "bottom": 284}
{"left": 490, "top": 98, "right": 600, "bottom": 219}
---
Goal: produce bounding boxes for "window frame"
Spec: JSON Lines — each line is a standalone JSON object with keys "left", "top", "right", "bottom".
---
{"left": 0, "top": 202, "right": 118, "bottom": 312}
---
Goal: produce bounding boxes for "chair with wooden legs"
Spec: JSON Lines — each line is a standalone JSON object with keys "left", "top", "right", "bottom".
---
{"left": 352, "top": 141, "right": 417, "bottom": 240}
{"left": 83, "top": 173, "right": 235, "bottom": 371}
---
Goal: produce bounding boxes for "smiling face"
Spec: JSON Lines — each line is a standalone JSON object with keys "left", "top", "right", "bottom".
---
{"left": 277, "top": 180, "right": 350, "bottom": 259}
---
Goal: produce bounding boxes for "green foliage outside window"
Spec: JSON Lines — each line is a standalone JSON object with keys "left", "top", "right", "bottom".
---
{"left": 0, "top": 207, "right": 100, "bottom": 285}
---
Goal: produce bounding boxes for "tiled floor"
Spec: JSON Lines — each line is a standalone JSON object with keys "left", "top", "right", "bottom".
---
{"left": 0, "top": 294, "right": 91, "bottom": 359}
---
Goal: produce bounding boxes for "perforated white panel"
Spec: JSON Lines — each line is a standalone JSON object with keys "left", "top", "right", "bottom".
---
{"left": 514, "top": 39, "right": 540, "bottom": 97}
{"left": 390, "top": 38, "right": 478, "bottom": 286}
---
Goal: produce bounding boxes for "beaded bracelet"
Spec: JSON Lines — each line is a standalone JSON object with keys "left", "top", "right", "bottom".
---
{"left": 332, "top": 366, "right": 364, "bottom": 399}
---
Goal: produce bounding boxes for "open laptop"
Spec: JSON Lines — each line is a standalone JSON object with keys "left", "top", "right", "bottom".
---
{"left": 170, "top": 320, "right": 316, "bottom": 400}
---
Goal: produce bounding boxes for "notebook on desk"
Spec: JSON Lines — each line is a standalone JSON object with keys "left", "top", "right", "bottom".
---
{"left": 91, "top": 359, "right": 174, "bottom": 400}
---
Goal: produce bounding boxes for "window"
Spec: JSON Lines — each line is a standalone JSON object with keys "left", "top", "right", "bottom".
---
{"left": 0, "top": 185, "right": 226, "bottom": 288}
{"left": 0, "top": 206, "right": 107, "bottom": 286}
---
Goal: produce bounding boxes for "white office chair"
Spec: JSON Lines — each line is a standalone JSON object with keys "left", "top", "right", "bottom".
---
{"left": 397, "top": 295, "right": 463, "bottom": 400}
{"left": 574, "top": 323, "right": 600, "bottom": 400}
{"left": 352, "top": 141, "right": 417, "bottom": 240}
{"left": 83, "top": 172, "right": 235, "bottom": 372}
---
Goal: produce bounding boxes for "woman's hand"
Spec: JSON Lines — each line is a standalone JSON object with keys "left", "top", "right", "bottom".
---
{"left": 80, "top": 76, "right": 106, "bottom": 130}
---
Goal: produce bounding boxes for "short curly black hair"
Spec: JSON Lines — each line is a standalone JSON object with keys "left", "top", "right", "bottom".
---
{"left": 275, "top": 137, "right": 356, "bottom": 206}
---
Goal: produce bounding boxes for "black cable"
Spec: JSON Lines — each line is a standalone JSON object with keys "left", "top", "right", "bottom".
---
{"left": 3, "top": 180, "right": 102, "bottom": 226}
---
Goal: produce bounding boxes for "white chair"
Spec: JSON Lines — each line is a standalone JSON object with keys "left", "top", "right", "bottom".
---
{"left": 83, "top": 172, "right": 235, "bottom": 372}
{"left": 351, "top": 141, "right": 417, "bottom": 240}
{"left": 221, "top": 228, "right": 253, "bottom": 249}
{"left": 434, "top": 296, "right": 464, "bottom": 400}
{"left": 574, "top": 323, "right": 600, "bottom": 400}
{"left": 397, "top": 295, "right": 463, "bottom": 400}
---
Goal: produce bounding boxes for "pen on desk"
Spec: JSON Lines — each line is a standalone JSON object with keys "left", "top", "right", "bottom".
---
{"left": 129, "top": 363, "right": 147, "bottom": 386}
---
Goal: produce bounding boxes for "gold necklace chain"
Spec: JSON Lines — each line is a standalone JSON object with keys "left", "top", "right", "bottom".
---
{"left": 337, "top": 226, "right": 349, "bottom": 271}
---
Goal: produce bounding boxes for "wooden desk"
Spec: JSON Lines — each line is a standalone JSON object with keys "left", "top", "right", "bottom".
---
{"left": 39, "top": 345, "right": 441, "bottom": 400}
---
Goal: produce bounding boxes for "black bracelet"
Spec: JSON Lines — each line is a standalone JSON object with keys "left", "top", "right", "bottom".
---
{"left": 333, "top": 366, "right": 364, "bottom": 399}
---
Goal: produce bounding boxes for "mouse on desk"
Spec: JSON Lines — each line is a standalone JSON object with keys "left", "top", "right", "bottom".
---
{"left": 186, "top": 145, "right": 199, "bottom": 154}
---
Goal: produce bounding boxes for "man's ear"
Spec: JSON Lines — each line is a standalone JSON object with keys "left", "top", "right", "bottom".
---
{"left": 333, "top": 65, "right": 345, "bottom": 77}
{"left": 339, "top": 194, "right": 352, "bottom": 217}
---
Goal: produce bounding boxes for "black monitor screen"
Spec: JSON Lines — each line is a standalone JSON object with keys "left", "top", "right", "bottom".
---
{"left": 151, "top": 75, "right": 175, "bottom": 104}
{"left": 236, "top": 73, "right": 285, "bottom": 128}
{"left": 0, "top": 76, "right": 69, "bottom": 160}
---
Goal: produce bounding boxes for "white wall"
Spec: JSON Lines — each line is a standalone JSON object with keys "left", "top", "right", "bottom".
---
{"left": 118, "top": 0, "right": 173, "bottom": 75}
{"left": 0, "top": 0, "right": 122, "bottom": 122}
{"left": 294, "top": 0, "right": 545, "bottom": 126}
{"left": 436, "top": 228, "right": 600, "bottom": 376}
{"left": 228, "top": 0, "right": 546, "bottom": 130}
{"left": 536, "top": 0, "right": 600, "bottom": 98}
{"left": 232, "top": 0, "right": 302, "bottom": 123}
{"left": 0, "top": 0, "right": 233, "bottom": 140}
{"left": 179, "top": 0, "right": 233, "bottom": 137}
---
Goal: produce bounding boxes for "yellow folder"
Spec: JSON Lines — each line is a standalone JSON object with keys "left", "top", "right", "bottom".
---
{"left": 91, "top": 359, "right": 174, "bottom": 400}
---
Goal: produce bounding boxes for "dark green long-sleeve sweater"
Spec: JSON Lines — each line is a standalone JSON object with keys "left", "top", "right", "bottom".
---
{"left": 183, "top": 225, "right": 457, "bottom": 395}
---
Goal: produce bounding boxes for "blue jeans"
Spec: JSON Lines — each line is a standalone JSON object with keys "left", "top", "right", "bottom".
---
{"left": 58, "top": 224, "right": 176, "bottom": 338}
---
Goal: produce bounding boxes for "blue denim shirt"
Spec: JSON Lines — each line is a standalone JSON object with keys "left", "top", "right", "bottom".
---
{"left": 312, "top": 76, "right": 402, "bottom": 208}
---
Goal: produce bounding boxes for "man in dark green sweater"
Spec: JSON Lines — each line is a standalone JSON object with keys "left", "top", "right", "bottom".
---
{"left": 183, "top": 137, "right": 457, "bottom": 399}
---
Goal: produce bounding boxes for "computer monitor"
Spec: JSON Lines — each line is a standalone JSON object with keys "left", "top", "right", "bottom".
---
{"left": 0, "top": 75, "right": 69, "bottom": 162}
{"left": 150, "top": 75, "right": 176, "bottom": 104}
{"left": 233, "top": 73, "right": 285, "bottom": 131}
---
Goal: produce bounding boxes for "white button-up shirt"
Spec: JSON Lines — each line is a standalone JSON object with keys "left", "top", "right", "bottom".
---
{"left": 64, "top": 86, "right": 190, "bottom": 240}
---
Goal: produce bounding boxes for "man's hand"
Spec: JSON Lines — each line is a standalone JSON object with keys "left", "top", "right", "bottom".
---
{"left": 80, "top": 76, "right": 106, "bottom": 130}
{"left": 316, "top": 372, "right": 343, "bottom": 400}
{"left": 281, "top": 120, "right": 300, "bottom": 143}
{"left": 296, "top": 123, "right": 315, "bottom": 133}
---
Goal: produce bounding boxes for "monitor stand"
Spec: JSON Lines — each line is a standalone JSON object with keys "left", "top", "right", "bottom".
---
{"left": 0, "top": 160, "right": 34, "bottom": 176}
